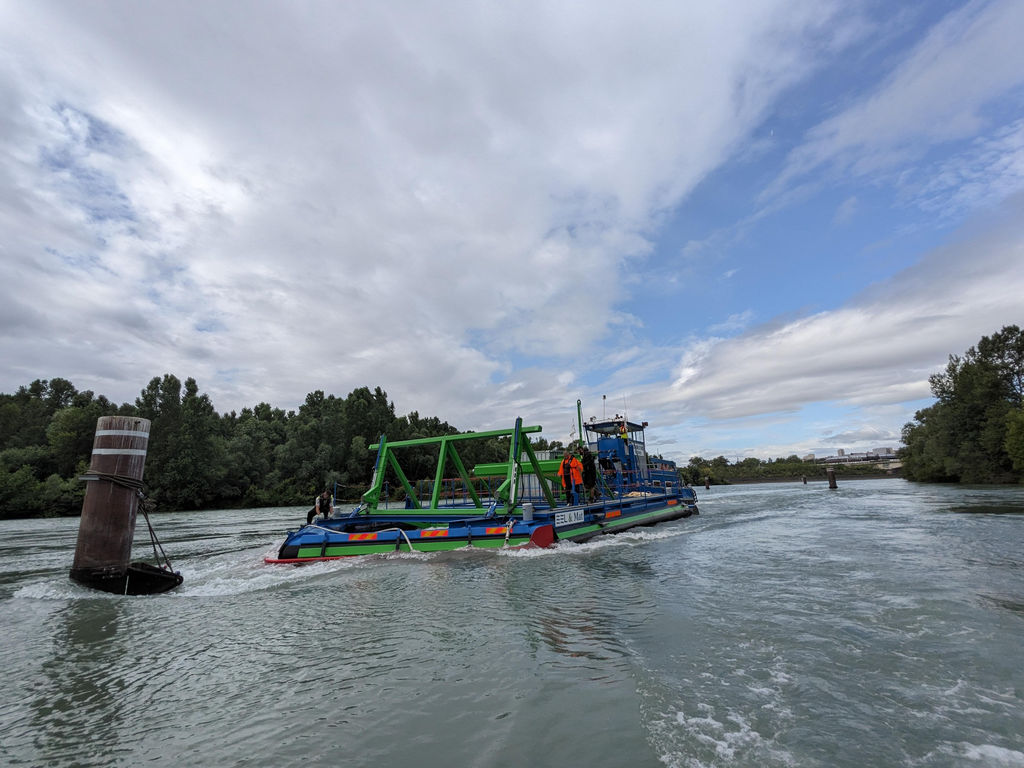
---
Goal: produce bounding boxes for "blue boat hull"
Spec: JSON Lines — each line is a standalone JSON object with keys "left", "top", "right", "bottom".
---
{"left": 267, "top": 488, "right": 698, "bottom": 562}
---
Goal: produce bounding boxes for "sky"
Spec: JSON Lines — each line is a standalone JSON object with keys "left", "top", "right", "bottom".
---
{"left": 2, "top": 0, "right": 1023, "bottom": 464}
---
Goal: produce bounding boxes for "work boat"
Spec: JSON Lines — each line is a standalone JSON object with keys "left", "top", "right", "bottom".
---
{"left": 266, "top": 410, "right": 698, "bottom": 562}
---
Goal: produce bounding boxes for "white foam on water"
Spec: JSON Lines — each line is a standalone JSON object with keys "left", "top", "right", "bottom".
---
{"left": 8, "top": 545, "right": 418, "bottom": 601}
{"left": 919, "top": 743, "right": 1024, "bottom": 766}
{"left": 12, "top": 580, "right": 95, "bottom": 601}
{"left": 168, "top": 545, "right": 401, "bottom": 596}
{"left": 921, "top": 677, "right": 1021, "bottom": 726}
{"left": 496, "top": 543, "right": 561, "bottom": 558}
{"left": 489, "top": 524, "right": 688, "bottom": 559}
{"left": 545, "top": 525, "right": 693, "bottom": 558}
{"left": 646, "top": 643, "right": 798, "bottom": 768}
{"left": 935, "top": 678, "right": 971, "bottom": 703}
{"left": 650, "top": 701, "right": 796, "bottom": 768}
{"left": 380, "top": 549, "right": 434, "bottom": 561}
{"left": 1, "top": 510, "right": 722, "bottom": 602}
{"left": 958, "top": 743, "right": 1024, "bottom": 765}
{"left": 171, "top": 561, "right": 319, "bottom": 597}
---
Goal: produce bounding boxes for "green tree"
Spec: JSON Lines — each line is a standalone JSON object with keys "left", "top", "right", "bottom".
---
{"left": 135, "top": 374, "right": 183, "bottom": 503}
{"left": 1, "top": 379, "right": 73, "bottom": 450}
{"left": 0, "top": 465, "right": 44, "bottom": 519}
{"left": 222, "top": 405, "right": 284, "bottom": 504}
{"left": 1006, "top": 408, "right": 1024, "bottom": 473}
{"left": 46, "top": 394, "right": 116, "bottom": 476}
{"left": 902, "top": 326, "right": 1024, "bottom": 483}
{"left": 1, "top": 374, "right": 562, "bottom": 516}
{"left": 345, "top": 435, "right": 369, "bottom": 487}
{"left": 160, "top": 377, "right": 225, "bottom": 509}
{"left": 134, "top": 375, "right": 226, "bottom": 509}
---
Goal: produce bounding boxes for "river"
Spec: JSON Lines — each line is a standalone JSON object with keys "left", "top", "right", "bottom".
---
{"left": 1, "top": 479, "right": 1022, "bottom": 767}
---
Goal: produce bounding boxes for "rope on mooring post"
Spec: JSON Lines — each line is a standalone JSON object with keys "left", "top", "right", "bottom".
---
{"left": 79, "top": 471, "right": 176, "bottom": 572}
{"left": 137, "top": 495, "right": 175, "bottom": 571}
{"left": 80, "top": 469, "right": 144, "bottom": 492}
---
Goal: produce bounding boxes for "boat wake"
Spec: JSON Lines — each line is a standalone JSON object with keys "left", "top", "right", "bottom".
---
{"left": 10, "top": 515, "right": 701, "bottom": 601}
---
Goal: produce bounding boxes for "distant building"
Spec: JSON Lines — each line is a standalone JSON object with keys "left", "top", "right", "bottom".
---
{"left": 802, "top": 453, "right": 815, "bottom": 462}
{"left": 815, "top": 448, "right": 899, "bottom": 465}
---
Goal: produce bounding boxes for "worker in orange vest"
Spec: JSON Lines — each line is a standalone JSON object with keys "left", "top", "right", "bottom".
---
{"left": 558, "top": 450, "right": 584, "bottom": 505}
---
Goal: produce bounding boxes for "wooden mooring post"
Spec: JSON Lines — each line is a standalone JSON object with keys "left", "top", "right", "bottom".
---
{"left": 826, "top": 468, "right": 837, "bottom": 489}
{"left": 69, "top": 416, "right": 182, "bottom": 595}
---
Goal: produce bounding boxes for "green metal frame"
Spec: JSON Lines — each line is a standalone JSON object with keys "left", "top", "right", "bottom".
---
{"left": 363, "top": 420, "right": 556, "bottom": 512}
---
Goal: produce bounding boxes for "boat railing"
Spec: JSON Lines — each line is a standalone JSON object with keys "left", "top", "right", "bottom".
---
{"left": 597, "top": 465, "right": 680, "bottom": 498}
{"left": 374, "top": 466, "right": 680, "bottom": 514}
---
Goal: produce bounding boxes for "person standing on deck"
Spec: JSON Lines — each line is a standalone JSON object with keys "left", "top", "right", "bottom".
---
{"left": 558, "top": 451, "right": 583, "bottom": 505}
{"left": 308, "top": 489, "right": 333, "bottom": 524}
{"left": 581, "top": 446, "right": 597, "bottom": 502}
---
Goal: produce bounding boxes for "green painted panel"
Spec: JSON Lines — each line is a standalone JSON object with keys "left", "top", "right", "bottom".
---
{"left": 561, "top": 523, "right": 602, "bottom": 538}
{"left": 299, "top": 534, "right": 535, "bottom": 558}
{"left": 601, "top": 505, "right": 678, "bottom": 531}
{"left": 474, "top": 458, "right": 562, "bottom": 477}
{"left": 323, "top": 544, "right": 394, "bottom": 557}
{"left": 395, "top": 537, "right": 530, "bottom": 553}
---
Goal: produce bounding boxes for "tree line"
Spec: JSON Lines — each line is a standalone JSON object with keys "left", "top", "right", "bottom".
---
{"left": 0, "top": 375, "right": 513, "bottom": 519}
{"left": 5, "top": 325, "right": 1019, "bottom": 518}
{"left": 901, "top": 325, "right": 1024, "bottom": 483}
{"left": 678, "top": 454, "right": 893, "bottom": 486}
{"left": 685, "top": 325, "right": 1024, "bottom": 487}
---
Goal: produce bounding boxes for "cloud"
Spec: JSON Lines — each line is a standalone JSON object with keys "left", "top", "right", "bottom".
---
{"left": 766, "top": 0, "right": 1024, "bottom": 207}
{"left": 833, "top": 195, "right": 858, "bottom": 225}
{"left": 708, "top": 310, "right": 754, "bottom": 334}
{"left": 820, "top": 425, "right": 898, "bottom": 446}
{"left": 0, "top": 1, "right": 854, "bottom": 423}
{"left": 657, "top": 196, "right": 1024, "bottom": 423}
{"left": 915, "top": 118, "right": 1024, "bottom": 218}
{"left": 1, "top": 1, "right": 1021, "bottom": 470}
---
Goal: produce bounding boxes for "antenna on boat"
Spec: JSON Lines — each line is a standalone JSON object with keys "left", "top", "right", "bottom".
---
{"left": 576, "top": 399, "right": 584, "bottom": 448}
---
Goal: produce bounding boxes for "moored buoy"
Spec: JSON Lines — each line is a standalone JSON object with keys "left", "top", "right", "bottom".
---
{"left": 69, "top": 416, "right": 183, "bottom": 595}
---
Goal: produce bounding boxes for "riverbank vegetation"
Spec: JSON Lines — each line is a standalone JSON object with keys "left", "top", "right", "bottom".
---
{"left": 901, "top": 325, "right": 1024, "bottom": 483}
{"left": 678, "top": 455, "right": 897, "bottom": 486}
{"left": 5, "top": 325, "right": 1020, "bottom": 518}
{"left": 0, "top": 376, "right": 513, "bottom": 519}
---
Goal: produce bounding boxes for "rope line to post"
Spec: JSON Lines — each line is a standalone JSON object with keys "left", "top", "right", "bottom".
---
{"left": 80, "top": 471, "right": 176, "bottom": 572}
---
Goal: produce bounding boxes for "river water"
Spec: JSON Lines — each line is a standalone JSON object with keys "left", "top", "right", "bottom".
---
{"left": 1, "top": 479, "right": 1022, "bottom": 767}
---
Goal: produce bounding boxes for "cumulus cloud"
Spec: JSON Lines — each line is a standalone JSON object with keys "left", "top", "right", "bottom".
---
{"left": 1, "top": 1, "right": 1022, "bottom": 465}
{"left": 766, "top": 0, "right": 1024, "bottom": 208}
{"left": 0, "top": 0, "right": 851, "bottom": 422}
{"left": 655, "top": 198, "right": 1024, "bottom": 429}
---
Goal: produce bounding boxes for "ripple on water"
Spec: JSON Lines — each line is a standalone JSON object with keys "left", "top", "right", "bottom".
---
{"left": 2, "top": 485, "right": 1024, "bottom": 767}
